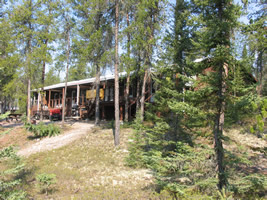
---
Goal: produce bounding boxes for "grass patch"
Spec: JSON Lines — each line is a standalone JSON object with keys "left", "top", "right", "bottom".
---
{"left": 20, "top": 126, "right": 170, "bottom": 199}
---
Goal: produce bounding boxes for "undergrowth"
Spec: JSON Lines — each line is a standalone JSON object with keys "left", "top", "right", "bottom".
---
{"left": 24, "top": 122, "right": 61, "bottom": 138}
{"left": 126, "top": 115, "right": 267, "bottom": 199}
{"left": 0, "top": 111, "right": 10, "bottom": 121}
{"left": 0, "top": 146, "right": 27, "bottom": 200}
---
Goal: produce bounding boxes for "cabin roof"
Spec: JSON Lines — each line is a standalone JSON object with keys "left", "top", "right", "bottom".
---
{"left": 34, "top": 71, "right": 129, "bottom": 91}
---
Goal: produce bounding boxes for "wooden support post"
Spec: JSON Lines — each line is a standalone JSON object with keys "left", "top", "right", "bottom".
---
{"left": 62, "top": 88, "right": 65, "bottom": 109}
{"left": 120, "top": 105, "right": 123, "bottom": 121}
{"left": 48, "top": 90, "right": 51, "bottom": 108}
{"left": 77, "top": 84, "right": 80, "bottom": 105}
{"left": 37, "top": 92, "right": 40, "bottom": 111}
{"left": 43, "top": 94, "right": 46, "bottom": 107}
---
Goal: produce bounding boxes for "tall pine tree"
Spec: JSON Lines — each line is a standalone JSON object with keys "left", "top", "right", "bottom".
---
{"left": 72, "top": 0, "right": 113, "bottom": 125}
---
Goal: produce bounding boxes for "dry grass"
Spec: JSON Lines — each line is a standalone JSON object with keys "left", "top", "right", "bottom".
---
{"left": 0, "top": 127, "right": 34, "bottom": 149}
{"left": 21, "top": 126, "right": 170, "bottom": 200}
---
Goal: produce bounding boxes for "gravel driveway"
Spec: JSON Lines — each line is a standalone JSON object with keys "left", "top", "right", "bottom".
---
{"left": 18, "top": 122, "right": 94, "bottom": 157}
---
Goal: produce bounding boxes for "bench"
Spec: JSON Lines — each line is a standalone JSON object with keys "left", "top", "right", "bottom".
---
{"left": 6, "top": 113, "right": 22, "bottom": 122}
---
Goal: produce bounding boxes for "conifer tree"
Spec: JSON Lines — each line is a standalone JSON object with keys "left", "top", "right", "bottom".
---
{"left": 131, "top": 0, "right": 165, "bottom": 122}
{"left": 10, "top": 0, "right": 39, "bottom": 121}
{"left": 243, "top": 1, "right": 266, "bottom": 96}
{"left": 194, "top": 0, "right": 241, "bottom": 190}
{"left": 35, "top": 0, "right": 59, "bottom": 121}
{"left": 0, "top": 5, "right": 19, "bottom": 113}
{"left": 57, "top": 0, "right": 74, "bottom": 125}
{"left": 121, "top": 0, "right": 136, "bottom": 122}
{"left": 72, "top": 0, "right": 113, "bottom": 125}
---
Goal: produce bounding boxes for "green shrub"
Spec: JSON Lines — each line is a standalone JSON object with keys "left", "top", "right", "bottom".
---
{"left": 125, "top": 112, "right": 147, "bottom": 168}
{"left": 36, "top": 173, "right": 57, "bottom": 195}
{"left": 0, "top": 146, "right": 27, "bottom": 200}
{"left": 0, "top": 111, "right": 10, "bottom": 120}
{"left": 250, "top": 98, "right": 267, "bottom": 136}
{"left": 231, "top": 174, "right": 267, "bottom": 199}
{"left": 24, "top": 122, "right": 61, "bottom": 138}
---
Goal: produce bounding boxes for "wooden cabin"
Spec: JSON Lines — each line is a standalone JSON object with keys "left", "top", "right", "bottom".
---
{"left": 31, "top": 72, "right": 154, "bottom": 121}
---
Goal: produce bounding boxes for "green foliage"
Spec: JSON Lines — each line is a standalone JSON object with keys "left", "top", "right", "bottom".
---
{"left": 147, "top": 142, "right": 217, "bottom": 198}
{"left": 0, "top": 146, "right": 27, "bottom": 200}
{"left": 0, "top": 111, "right": 10, "bottom": 120}
{"left": 231, "top": 174, "right": 267, "bottom": 199}
{"left": 24, "top": 122, "right": 61, "bottom": 138}
{"left": 44, "top": 67, "right": 61, "bottom": 86}
{"left": 250, "top": 97, "right": 267, "bottom": 135}
{"left": 36, "top": 173, "right": 57, "bottom": 195}
{"left": 125, "top": 111, "right": 147, "bottom": 168}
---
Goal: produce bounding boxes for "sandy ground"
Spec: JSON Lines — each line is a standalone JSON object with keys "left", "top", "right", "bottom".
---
{"left": 18, "top": 122, "right": 94, "bottom": 157}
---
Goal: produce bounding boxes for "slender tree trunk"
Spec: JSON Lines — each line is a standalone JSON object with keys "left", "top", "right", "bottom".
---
{"left": 3, "top": 96, "right": 7, "bottom": 114}
{"left": 140, "top": 69, "right": 148, "bottom": 122}
{"left": 95, "top": 64, "right": 100, "bottom": 125}
{"left": 27, "top": 79, "right": 31, "bottom": 122}
{"left": 26, "top": 0, "right": 33, "bottom": 123}
{"left": 40, "top": 39, "right": 48, "bottom": 121}
{"left": 114, "top": 0, "right": 120, "bottom": 146}
{"left": 213, "top": 1, "right": 227, "bottom": 190}
{"left": 214, "top": 63, "right": 227, "bottom": 190}
{"left": 136, "top": 55, "right": 141, "bottom": 111}
{"left": 0, "top": 101, "right": 3, "bottom": 114}
{"left": 40, "top": 61, "right": 45, "bottom": 121}
{"left": 136, "top": 76, "right": 140, "bottom": 111}
{"left": 139, "top": 3, "right": 157, "bottom": 122}
{"left": 257, "top": 51, "right": 263, "bottom": 96}
{"left": 3, "top": 96, "right": 6, "bottom": 114}
{"left": 125, "top": 74, "right": 130, "bottom": 122}
{"left": 94, "top": 6, "right": 102, "bottom": 126}
{"left": 125, "top": 11, "right": 131, "bottom": 122}
{"left": 62, "top": 24, "right": 70, "bottom": 126}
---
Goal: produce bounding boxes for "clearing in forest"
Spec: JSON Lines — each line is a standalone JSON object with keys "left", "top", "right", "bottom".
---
{"left": 16, "top": 123, "right": 166, "bottom": 199}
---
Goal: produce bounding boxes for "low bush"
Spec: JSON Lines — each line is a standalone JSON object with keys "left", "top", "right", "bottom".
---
{"left": 0, "top": 111, "right": 10, "bottom": 120}
{"left": 24, "top": 122, "right": 61, "bottom": 138}
{"left": 36, "top": 173, "right": 57, "bottom": 195}
{"left": 250, "top": 98, "right": 267, "bottom": 136}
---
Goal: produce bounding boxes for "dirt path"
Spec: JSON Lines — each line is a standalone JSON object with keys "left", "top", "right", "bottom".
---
{"left": 24, "top": 126, "right": 160, "bottom": 199}
{"left": 18, "top": 122, "right": 94, "bottom": 157}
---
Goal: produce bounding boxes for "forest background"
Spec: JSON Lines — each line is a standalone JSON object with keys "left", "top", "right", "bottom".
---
{"left": 0, "top": 0, "right": 266, "bottom": 199}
